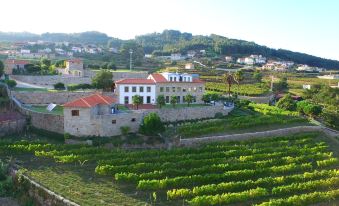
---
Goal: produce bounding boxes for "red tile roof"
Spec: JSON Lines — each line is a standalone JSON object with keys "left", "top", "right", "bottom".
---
{"left": 115, "top": 78, "right": 156, "bottom": 84}
{"left": 63, "top": 93, "right": 116, "bottom": 108}
{"left": 149, "top": 73, "right": 168, "bottom": 83}
{"left": 5, "top": 59, "right": 29, "bottom": 65}
{"left": 66, "top": 58, "right": 83, "bottom": 64}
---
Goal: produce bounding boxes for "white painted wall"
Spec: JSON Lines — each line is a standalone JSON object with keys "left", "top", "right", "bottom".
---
{"left": 118, "top": 84, "right": 156, "bottom": 104}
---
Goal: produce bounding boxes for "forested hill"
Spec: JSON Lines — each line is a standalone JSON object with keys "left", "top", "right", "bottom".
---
{"left": 0, "top": 30, "right": 338, "bottom": 69}
{"left": 135, "top": 30, "right": 339, "bottom": 69}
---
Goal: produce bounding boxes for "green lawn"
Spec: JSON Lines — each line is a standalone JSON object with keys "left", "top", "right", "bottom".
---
{"left": 25, "top": 105, "right": 64, "bottom": 115}
{"left": 12, "top": 87, "right": 49, "bottom": 92}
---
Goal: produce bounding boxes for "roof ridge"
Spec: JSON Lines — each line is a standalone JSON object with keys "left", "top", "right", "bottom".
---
{"left": 96, "top": 93, "right": 110, "bottom": 104}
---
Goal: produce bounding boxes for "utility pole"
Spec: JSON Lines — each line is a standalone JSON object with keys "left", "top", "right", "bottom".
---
{"left": 129, "top": 49, "right": 133, "bottom": 71}
{"left": 270, "top": 75, "right": 274, "bottom": 91}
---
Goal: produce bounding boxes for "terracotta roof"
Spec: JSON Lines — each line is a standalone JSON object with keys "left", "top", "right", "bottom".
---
{"left": 115, "top": 78, "right": 155, "bottom": 84}
{"left": 66, "top": 58, "right": 83, "bottom": 64}
{"left": 63, "top": 93, "right": 116, "bottom": 108}
{"left": 149, "top": 73, "right": 168, "bottom": 83}
{"left": 5, "top": 59, "right": 29, "bottom": 65}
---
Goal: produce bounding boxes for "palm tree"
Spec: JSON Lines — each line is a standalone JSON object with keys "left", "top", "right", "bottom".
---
{"left": 185, "top": 94, "right": 193, "bottom": 107}
{"left": 132, "top": 95, "right": 142, "bottom": 110}
{"left": 222, "top": 72, "right": 234, "bottom": 97}
{"left": 170, "top": 96, "right": 177, "bottom": 108}
{"left": 234, "top": 70, "right": 244, "bottom": 95}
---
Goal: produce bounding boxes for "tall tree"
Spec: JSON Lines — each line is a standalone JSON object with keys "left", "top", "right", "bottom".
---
{"left": 132, "top": 95, "right": 142, "bottom": 110}
{"left": 234, "top": 70, "right": 244, "bottom": 95}
{"left": 223, "top": 72, "right": 234, "bottom": 97}
{"left": 120, "top": 40, "right": 144, "bottom": 67}
{"left": 92, "top": 70, "right": 113, "bottom": 91}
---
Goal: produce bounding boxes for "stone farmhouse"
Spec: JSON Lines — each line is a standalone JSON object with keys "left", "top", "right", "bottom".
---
{"left": 4, "top": 59, "right": 30, "bottom": 74}
{"left": 63, "top": 58, "right": 84, "bottom": 77}
{"left": 115, "top": 72, "right": 205, "bottom": 105}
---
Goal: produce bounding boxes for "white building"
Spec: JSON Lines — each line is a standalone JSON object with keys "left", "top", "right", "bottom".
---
{"left": 225, "top": 56, "right": 233, "bottom": 62}
{"left": 171, "top": 53, "right": 183, "bottom": 61}
{"left": 20, "top": 49, "right": 30, "bottom": 54}
{"left": 317, "top": 74, "right": 339, "bottom": 80}
{"left": 237, "top": 58, "right": 246, "bottom": 64}
{"left": 244, "top": 57, "right": 255, "bottom": 65}
{"left": 187, "top": 50, "right": 196, "bottom": 58}
{"left": 115, "top": 79, "right": 157, "bottom": 104}
{"left": 71, "top": 47, "right": 83, "bottom": 53}
{"left": 185, "top": 63, "right": 195, "bottom": 70}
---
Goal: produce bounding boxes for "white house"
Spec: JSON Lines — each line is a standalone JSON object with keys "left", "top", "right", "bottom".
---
{"left": 244, "top": 57, "right": 255, "bottom": 65}
{"left": 20, "top": 49, "right": 30, "bottom": 54}
{"left": 237, "top": 58, "right": 246, "bottom": 64}
{"left": 185, "top": 63, "right": 195, "bottom": 70}
{"left": 187, "top": 50, "right": 196, "bottom": 58}
{"left": 171, "top": 53, "right": 183, "bottom": 61}
{"left": 115, "top": 79, "right": 156, "bottom": 104}
{"left": 225, "top": 56, "right": 233, "bottom": 62}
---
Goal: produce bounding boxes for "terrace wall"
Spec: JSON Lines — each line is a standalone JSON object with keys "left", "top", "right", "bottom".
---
{"left": 0, "top": 118, "right": 26, "bottom": 137}
{"left": 180, "top": 126, "right": 323, "bottom": 146}
{"left": 12, "top": 91, "right": 97, "bottom": 104}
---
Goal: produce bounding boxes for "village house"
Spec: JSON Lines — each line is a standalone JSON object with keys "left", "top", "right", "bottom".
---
{"left": 64, "top": 59, "right": 84, "bottom": 77}
{"left": 4, "top": 59, "right": 30, "bottom": 74}
{"left": 185, "top": 63, "right": 195, "bottom": 70}
{"left": 225, "top": 56, "right": 233, "bottom": 62}
{"left": 115, "top": 72, "right": 205, "bottom": 105}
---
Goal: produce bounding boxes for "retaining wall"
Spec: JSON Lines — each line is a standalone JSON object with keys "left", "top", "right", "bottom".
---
{"left": 0, "top": 118, "right": 26, "bottom": 137}
{"left": 238, "top": 95, "right": 274, "bottom": 104}
{"left": 12, "top": 91, "right": 96, "bottom": 104}
{"left": 180, "top": 126, "right": 324, "bottom": 146}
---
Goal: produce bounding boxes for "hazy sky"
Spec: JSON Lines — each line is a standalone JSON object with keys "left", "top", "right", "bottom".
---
{"left": 1, "top": 0, "right": 338, "bottom": 60}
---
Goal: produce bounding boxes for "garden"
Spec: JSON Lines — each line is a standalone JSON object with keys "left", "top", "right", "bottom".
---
{"left": 0, "top": 132, "right": 338, "bottom": 205}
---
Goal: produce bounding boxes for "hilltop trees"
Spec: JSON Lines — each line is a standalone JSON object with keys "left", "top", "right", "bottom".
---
{"left": 92, "top": 70, "right": 113, "bottom": 91}
{"left": 120, "top": 40, "right": 144, "bottom": 67}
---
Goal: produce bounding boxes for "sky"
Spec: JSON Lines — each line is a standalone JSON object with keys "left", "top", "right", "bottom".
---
{"left": 0, "top": 0, "right": 338, "bottom": 60}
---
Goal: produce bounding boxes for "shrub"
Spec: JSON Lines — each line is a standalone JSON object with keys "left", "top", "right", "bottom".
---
{"left": 214, "top": 112, "right": 224, "bottom": 119}
{"left": 5, "top": 79, "right": 16, "bottom": 88}
{"left": 67, "top": 83, "right": 93, "bottom": 91}
{"left": 276, "top": 94, "right": 296, "bottom": 111}
{"left": 120, "top": 126, "right": 131, "bottom": 136}
{"left": 139, "top": 112, "right": 165, "bottom": 136}
{"left": 54, "top": 82, "right": 65, "bottom": 90}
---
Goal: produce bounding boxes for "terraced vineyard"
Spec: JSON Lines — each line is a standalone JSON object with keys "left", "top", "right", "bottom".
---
{"left": 2, "top": 133, "right": 338, "bottom": 205}
{"left": 205, "top": 82, "right": 270, "bottom": 96}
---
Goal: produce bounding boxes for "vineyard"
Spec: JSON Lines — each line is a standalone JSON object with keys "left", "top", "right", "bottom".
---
{"left": 205, "top": 82, "right": 270, "bottom": 96}
{"left": 1, "top": 132, "right": 338, "bottom": 205}
{"left": 177, "top": 103, "right": 307, "bottom": 138}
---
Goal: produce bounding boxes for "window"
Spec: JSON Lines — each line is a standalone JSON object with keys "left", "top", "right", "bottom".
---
{"left": 147, "top": 96, "right": 151, "bottom": 104}
{"left": 172, "top": 87, "right": 176, "bottom": 92}
{"left": 112, "top": 120, "right": 116, "bottom": 124}
{"left": 177, "top": 96, "right": 180, "bottom": 103}
{"left": 199, "top": 87, "right": 203, "bottom": 92}
{"left": 71, "top": 110, "right": 79, "bottom": 116}
{"left": 165, "top": 96, "right": 170, "bottom": 103}
{"left": 124, "top": 96, "right": 129, "bottom": 104}
{"left": 183, "top": 88, "right": 187, "bottom": 92}
{"left": 160, "top": 87, "right": 164, "bottom": 92}
{"left": 193, "top": 96, "right": 197, "bottom": 102}
{"left": 166, "top": 87, "right": 170, "bottom": 92}
{"left": 147, "top": 87, "right": 151, "bottom": 92}
{"left": 177, "top": 87, "right": 181, "bottom": 92}
{"left": 132, "top": 86, "right": 137, "bottom": 92}
{"left": 184, "top": 77, "right": 186, "bottom": 82}
{"left": 193, "top": 87, "right": 197, "bottom": 92}
{"left": 170, "top": 77, "right": 173, "bottom": 81}
{"left": 131, "top": 118, "right": 136, "bottom": 122}
{"left": 174, "top": 77, "right": 177, "bottom": 81}
{"left": 139, "top": 86, "right": 144, "bottom": 92}
{"left": 124, "top": 86, "right": 129, "bottom": 92}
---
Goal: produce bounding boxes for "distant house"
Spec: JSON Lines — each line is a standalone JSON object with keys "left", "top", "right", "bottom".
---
{"left": 185, "top": 63, "right": 195, "bottom": 70}
{"left": 244, "top": 57, "right": 255, "bottom": 65}
{"left": 64, "top": 59, "right": 84, "bottom": 77}
{"left": 187, "top": 50, "right": 196, "bottom": 58}
{"left": 109, "top": 47, "right": 118, "bottom": 53}
{"left": 4, "top": 59, "right": 30, "bottom": 74}
{"left": 225, "top": 56, "right": 233, "bottom": 62}
{"left": 171, "top": 53, "right": 183, "bottom": 61}
{"left": 250, "top": 55, "right": 266, "bottom": 64}
{"left": 71, "top": 47, "right": 82, "bottom": 53}
{"left": 317, "top": 74, "right": 339, "bottom": 80}
{"left": 144, "top": 54, "right": 153, "bottom": 58}
{"left": 303, "top": 84, "right": 312, "bottom": 90}
{"left": 20, "top": 49, "right": 30, "bottom": 54}
{"left": 237, "top": 58, "right": 246, "bottom": 64}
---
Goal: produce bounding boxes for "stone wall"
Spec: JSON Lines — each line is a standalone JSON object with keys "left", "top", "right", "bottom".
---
{"left": 12, "top": 91, "right": 96, "bottom": 104}
{"left": 180, "top": 126, "right": 323, "bottom": 146}
{"left": 0, "top": 119, "right": 26, "bottom": 137}
{"left": 10, "top": 168, "right": 79, "bottom": 206}
{"left": 11, "top": 71, "right": 148, "bottom": 87}
{"left": 11, "top": 75, "right": 92, "bottom": 87}
{"left": 238, "top": 95, "right": 274, "bottom": 104}
{"left": 64, "top": 105, "right": 232, "bottom": 137}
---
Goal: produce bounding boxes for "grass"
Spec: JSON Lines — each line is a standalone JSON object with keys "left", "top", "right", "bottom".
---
{"left": 12, "top": 87, "right": 48, "bottom": 92}
{"left": 24, "top": 105, "right": 64, "bottom": 115}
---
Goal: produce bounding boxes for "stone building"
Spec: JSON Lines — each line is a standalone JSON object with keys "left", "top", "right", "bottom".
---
{"left": 4, "top": 59, "right": 30, "bottom": 74}
{"left": 64, "top": 59, "right": 84, "bottom": 77}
